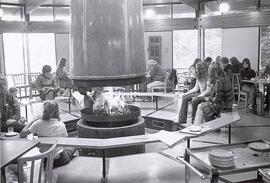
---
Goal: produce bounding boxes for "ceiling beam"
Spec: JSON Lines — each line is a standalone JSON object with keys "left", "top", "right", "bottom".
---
{"left": 179, "top": 0, "right": 200, "bottom": 10}
{"left": 24, "top": 0, "right": 49, "bottom": 14}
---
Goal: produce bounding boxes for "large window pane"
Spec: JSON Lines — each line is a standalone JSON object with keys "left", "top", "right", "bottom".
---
{"left": 3, "top": 33, "right": 24, "bottom": 75}
{"left": 205, "top": 29, "right": 222, "bottom": 60}
{"left": 28, "top": 34, "right": 56, "bottom": 73}
{"left": 173, "top": 30, "right": 198, "bottom": 72}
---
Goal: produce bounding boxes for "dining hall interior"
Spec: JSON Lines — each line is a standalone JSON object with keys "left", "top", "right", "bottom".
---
{"left": 1, "top": 0, "right": 270, "bottom": 183}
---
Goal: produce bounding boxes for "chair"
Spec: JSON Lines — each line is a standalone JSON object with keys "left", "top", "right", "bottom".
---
{"left": 232, "top": 74, "right": 248, "bottom": 112}
{"left": 12, "top": 73, "right": 29, "bottom": 99}
{"left": 150, "top": 74, "right": 167, "bottom": 101}
{"left": 17, "top": 144, "right": 57, "bottom": 183}
{"left": 28, "top": 72, "right": 40, "bottom": 99}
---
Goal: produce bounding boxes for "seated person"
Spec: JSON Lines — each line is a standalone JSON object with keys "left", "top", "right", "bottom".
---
{"left": 262, "top": 62, "right": 270, "bottom": 111}
{"left": 178, "top": 61, "right": 208, "bottom": 124}
{"left": 0, "top": 75, "right": 25, "bottom": 132}
{"left": 204, "top": 57, "right": 213, "bottom": 68}
{"left": 20, "top": 100, "right": 77, "bottom": 168}
{"left": 56, "top": 58, "right": 72, "bottom": 89}
{"left": 219, "top": 57, "right": 234, "bottom": 81}
{"left": 146, "top": 59, "right": 165, "bottom": 92}
{"left": 193, "top": 63, "right": 234, "bottom": 124}
{"left": 166, "top": 69, "right": 178, "bottom": 92}
{"left": 36, "top": 65, "right": 60, "bottom": 100}
{"left": 239, "top": 58, "right": 256, "bottom": 110}
{"left": 230, "top": 56, "right": 242, "bottom": 74}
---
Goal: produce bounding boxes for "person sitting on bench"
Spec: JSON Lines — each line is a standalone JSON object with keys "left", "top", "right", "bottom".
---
{"left": 36, "top": 65, "right": 60, "bottom": 100}
{"left": 193, "top": 63, "right": 234, "bottom": 124}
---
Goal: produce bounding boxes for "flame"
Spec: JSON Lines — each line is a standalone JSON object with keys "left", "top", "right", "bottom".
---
{"left": 93, "top": 87, "right": 130, "bottom": 116}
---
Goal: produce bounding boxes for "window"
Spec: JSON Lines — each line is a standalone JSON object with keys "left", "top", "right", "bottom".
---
{"left": 173, "top": 30, "right": 198, "bottom": 72}
{"left": 28, "top": 33, "right": 56, "bottom": 73}
{"left": 205, "top": 29, "right": 222, "bottom": 60}
{"left": 148, "top": 36, "right": 162, "bottom": 63}
{"left": 3, "top": 33, "right": 25, "bottom": 75}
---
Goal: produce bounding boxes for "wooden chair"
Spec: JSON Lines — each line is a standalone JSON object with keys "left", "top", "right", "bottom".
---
{"left": 28, "top": 72, "right": 40, "bottom": 99}
{"left": 17, "top": 144, "right": 57, "bottom": 183}
{"left": 150, "top": 74, "right": 168, "bottom": 101}
{"left": 11, "top": 73, "right": 29, "bottom": 99}
{"left": 232, "top": 74, "right": 248, "bottom": 112}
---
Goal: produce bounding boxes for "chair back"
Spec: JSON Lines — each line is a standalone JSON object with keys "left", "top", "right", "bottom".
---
{"left": 232, "top": 74, "right": 241, "bottom": 93}
{"left": 17, "top": 144, "right": 57, "bottom": 183}
{"left": 12, "top": 73, "right": 27, "bottom": 86}
{"left": 28, "top": 72, "right": 40, "bottom": 87}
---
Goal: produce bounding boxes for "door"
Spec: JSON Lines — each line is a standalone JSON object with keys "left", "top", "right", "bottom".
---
{"left": 148, "top": 36, "right": 162, "bottom": 63}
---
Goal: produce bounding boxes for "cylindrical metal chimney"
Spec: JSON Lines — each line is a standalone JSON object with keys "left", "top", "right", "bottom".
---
{"left": 70, "top": 0, "right": 146, "bottom": 87}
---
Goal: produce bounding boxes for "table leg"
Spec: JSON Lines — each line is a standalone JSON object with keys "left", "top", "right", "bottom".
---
{"left": 1, "top": 168, "right": 6, "bottom": 183}
{"left": 228, "top": 125, "right": 231, "bottom": 144}
{"left": 184, "top": 149, "right": 190, "bottom": 183}
{"left": 210, "top": 170, "right": 219, "bottom": 183}
{"left": 101, "top": 149, "right": 108, "bottom": 183}
{"left": 25, "top": 105, "right": 28, "bottom": 121}
{"left": 155, "top": 96, "right": 158, "bottom": 110}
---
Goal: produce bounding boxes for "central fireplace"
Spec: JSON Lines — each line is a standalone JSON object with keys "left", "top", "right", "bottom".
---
{"left": 78, "top": 104, "right": 145, "bottom": 157}
{"left": 70, "top": 0, "right": 146, "bottom": 157}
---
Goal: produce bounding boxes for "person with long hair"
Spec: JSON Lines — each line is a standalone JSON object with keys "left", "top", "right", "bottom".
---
{"left": 20, "top": 100, "right": 77, "bottom": 168}
{"left": 230, "top": 56, "right": 242, "bottom": 73}
{"left": 36, "top": 65, "right": 60, "bottom": 100}
{"left": 56, "top": 58, "right": 72, "bottom": 89}
{"left": 193, "top": 63, "right": 234, "bottom": 124}
{"left": 178, "top": 61, "right": 208, "bottom": 124}
{"left": 219, "top": 57, "right": 234, "bottom": 81}
{"left": 239, "top": 58, "right": 256, "bottom": 110}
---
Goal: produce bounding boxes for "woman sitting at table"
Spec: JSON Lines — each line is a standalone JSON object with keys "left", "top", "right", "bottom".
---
{"left": 0, "top": 75, "right": 25, "bottom": 132}
{"left": 36, "top": 65, "right": 60, "bottom": 100}
{"left": 193, "top": 63, "right": 234, "bottom": 124}
{"left": 20, "top": 100, "right": 77, "bottom": 168}
{"left": 239, "top": 58, "right": 256, "bottom": 110}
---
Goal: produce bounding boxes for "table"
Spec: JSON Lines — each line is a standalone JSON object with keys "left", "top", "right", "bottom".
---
{"left": 242, "top": 79, "right": 270, "bottom": 117}
{"left": 258, "top": 168, "right": 270, "bottom": 183}
{"left": 183, "top": 140, "right": 270, "bottom": 183}
{"left": 1, "top": 139, "right": 39, "bottom": 182}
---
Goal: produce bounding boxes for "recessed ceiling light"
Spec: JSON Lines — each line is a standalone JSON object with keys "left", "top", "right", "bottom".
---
{"left": 144, "top": 9, "right": 155, "bottom": 19}
{"left": 219, "top": 2, "right": 230, "bottom": 13}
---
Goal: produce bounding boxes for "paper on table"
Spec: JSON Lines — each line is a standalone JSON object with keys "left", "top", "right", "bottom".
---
{"left": 149, "top": 130, "right": 187, "bottom": 147}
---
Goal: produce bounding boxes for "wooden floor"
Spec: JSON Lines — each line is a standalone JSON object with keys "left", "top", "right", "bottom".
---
{"left": 15, "top": 97, "right": 270, "bottom": 183}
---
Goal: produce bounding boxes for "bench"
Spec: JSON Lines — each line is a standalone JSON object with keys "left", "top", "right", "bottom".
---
{"left": 120, "top": 92, "right": 182, "bottom": 110}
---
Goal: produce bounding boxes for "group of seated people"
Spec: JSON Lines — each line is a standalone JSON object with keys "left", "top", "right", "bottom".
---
{"left": 1, "top": 76, "right": 76, "bottom": 176}
{"left": 177, "top": 56, "right": 270, "bottom": 127}
{"left": 35, "top": 57, "right": 72, "bottom": 100}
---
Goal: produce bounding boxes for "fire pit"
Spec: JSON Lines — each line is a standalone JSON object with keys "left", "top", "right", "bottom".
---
{"left": 78, "top": 104, "right": 145, "bottom": 157}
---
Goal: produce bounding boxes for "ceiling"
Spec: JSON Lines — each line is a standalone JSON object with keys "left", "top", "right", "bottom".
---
{"left": 0, "top": 0, "right": 269, "bottom": 16}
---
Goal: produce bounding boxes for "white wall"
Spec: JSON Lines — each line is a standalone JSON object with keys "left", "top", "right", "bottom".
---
{"left": 222, "top": 27, "right": 259, "bottom": 71}
{"left": 55, "top": 34, "right": 70, "bottom": 71}
{"left": 144, "top": 31, "right": 172, "bottom": 70}
{"left": 0, "top": 34, "right": 5, "bottom": 75}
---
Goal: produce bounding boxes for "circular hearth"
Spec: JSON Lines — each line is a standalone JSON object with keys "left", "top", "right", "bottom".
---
{"left": 77, "top": 105, "right": 145, "bottom": 157}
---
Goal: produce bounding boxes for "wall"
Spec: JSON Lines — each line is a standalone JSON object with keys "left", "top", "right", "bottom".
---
{"left": 55, "top": 33, "right": 70, "bottom": 71}
{"left": 144, "top": 31, "right": 172, "bottom": 70}
{"left": 0, "top": 34, "right": 5, "bottom": 75}
{"left": 222, "top": 27, "right": 259, "bottom": 71}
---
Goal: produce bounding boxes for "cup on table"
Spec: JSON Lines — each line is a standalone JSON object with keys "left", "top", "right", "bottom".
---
{"left": 8, "top": 127, "right": 14, "bottom": 133}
